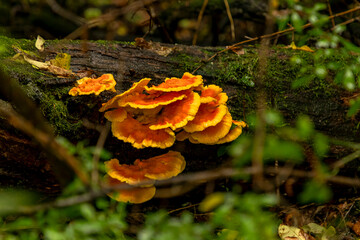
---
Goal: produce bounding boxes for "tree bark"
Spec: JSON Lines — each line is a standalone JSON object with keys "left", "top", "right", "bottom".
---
{"left": 0, "top": 36, "right": 358, "bottom": 195}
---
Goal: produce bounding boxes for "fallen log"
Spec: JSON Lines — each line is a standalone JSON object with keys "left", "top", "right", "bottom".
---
{"left": 0, "top": 36, "right": 358, "bottom": 195}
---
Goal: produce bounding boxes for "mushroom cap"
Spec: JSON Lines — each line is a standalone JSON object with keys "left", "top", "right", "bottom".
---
{"left": 104, "top": 175, "right": 156, "bottom": 204}
{"left": 105, "top": 159, "right": 154, "bottom": 185}
{"left": 200, "top": 96, "right": 217, "bottom": 104}
{"left": 213, "top": 120, "right": 247, "bottom": 144}
{"left": 111, "top": 115, "right": 175, "bottom": 149}
{"left": 99, "top": 78, "right": 151, "bottom": 112}
{"left": 69, "top": 74, "right": 116, "bottom": 96}
{"left": 145, "top": 72, "right": 203, "bottom": 93}
{"left": 175, "top": 130, "right": 191, "bottom": 141}
{"left": 125, "top": 106, "right": 162, "bottom": 124}
{"left": 118, "top": 91, "right": 187, "bottom": 109}
{"left": 183, "top": 103, "right": 228, "bottom": 132}
{"left": 190, "top": 110, "right": 233, "bottom": 144}
{"left": 104, "top": 108, "right": 127, "bottom": 122}
{"left": 200, "top": 85, "right": 228, "bottom": 105}
{"left": 134, "top": 151, "right": 186, "bottom": 180}
{"left": 149, "top": 91, "right": 201, "bottom": 130}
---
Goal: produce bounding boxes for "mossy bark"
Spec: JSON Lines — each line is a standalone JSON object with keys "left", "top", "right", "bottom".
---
{"left": 0, "top": 36, "right": 358, "bottom": 194}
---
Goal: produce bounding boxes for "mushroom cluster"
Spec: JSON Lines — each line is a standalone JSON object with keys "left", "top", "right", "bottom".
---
{"left": 177, "top": 84, "right": 247, "bottom": 144}
{"left": 100, "top": 72, "right": 246, "bottom": 148}
{"left": 69, "top": 73, "right": 116, "bottom": 96}
{"left": 104, "top": 151, "right": 185, "bottom": 203}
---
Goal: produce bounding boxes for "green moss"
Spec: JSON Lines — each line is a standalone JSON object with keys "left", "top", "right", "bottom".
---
{"left": 0, "top": 35, "right": 36, "bottom": 59}
{"left": 40, "top": 94, "right": 82, "bottom": 136}
{"left": 0, "top": 36, "right": 83, "bottom": 136}
{"left": 94, "top": 39, "right": 134, "bottom": 49}
{"left": 0, "top": 59, "right": 44, "bottom": 83}
{"left": 215, "top": 52, "right": 259, "bottom": 87}
{"left": 171, "top": 53, "right": 202, "bottom": 73}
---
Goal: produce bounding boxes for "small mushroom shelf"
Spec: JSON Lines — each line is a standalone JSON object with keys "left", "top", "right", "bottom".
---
{"left": 104, "top": 151, "right": 185, "bottom": 203}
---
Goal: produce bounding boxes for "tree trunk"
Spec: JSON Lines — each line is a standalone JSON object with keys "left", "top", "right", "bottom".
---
{"left": 0, "top": 36, "right": 358, "bottom": 195}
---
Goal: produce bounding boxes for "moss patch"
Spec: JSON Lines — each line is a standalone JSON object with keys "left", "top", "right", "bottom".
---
{"left": 0, "top": 35, "right": 36, "bottom": 59}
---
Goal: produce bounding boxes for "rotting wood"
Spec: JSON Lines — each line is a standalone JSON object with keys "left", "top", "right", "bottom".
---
{"left": 0, "top": 36, "right": 359, "bottom": 196}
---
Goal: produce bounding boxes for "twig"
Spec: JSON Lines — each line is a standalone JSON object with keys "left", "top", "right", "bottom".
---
{"left": 13, "top": 165, "right": 360, "bottom": 214}
{"left": 91, "top": 122, "right": 110, "bottom": 188}
{"left": 251, "top": 0, "right": 276, "bottom": 191}
{"left": 46, "top": 0, "right": 86, "bottom": 26}
{"left": 192, "top": 0, "right": 209, "bottom": 45}
{"left": 329, "top": 138, "right": 360, "bottom": 150}
{"left": 168, "top": 204, "right": 199, "bottom": 214}
{"left": 326, "top": 0, "right": 336, "bottom": 28}
{"left": 223, "top": 0, "right": 235, "bottom": 41}
{"left": 331, "top": 16, "right": 360, "bottom": 31}
{"left": 331, "top": 149, "right": 360, "bottom": 170}
{"left": 65, "top": 0, "right": 158, "bottom": 39}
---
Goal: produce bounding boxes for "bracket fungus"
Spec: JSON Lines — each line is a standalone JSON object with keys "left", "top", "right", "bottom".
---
{"left": 148, "top": 90, "right": 201, "bottom": 130}
{"left": 189, "top": 110, "right": 233, "bottom": 144}
{"left": 104, "top": 175, "right": 156, "bottom": 204}
{"left": 104, "top": 151, "right": 185, "bottom": 203}
{"left": 69, "top": 73, "right": 116, "bottom": 96}
{"left": 175, "top": 83, "right": 247, "bottom": 145}
{"left": 99, "top": 72, "right": 246, "bottom": 149}
{"left": 111, "top": 115, "right": 175, "bottom": 149}
{"left": 145, "top": 72, "right": 203, "bottom": 93}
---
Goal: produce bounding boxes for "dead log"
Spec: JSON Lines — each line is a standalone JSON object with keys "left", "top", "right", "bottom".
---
{"left": 0, "top": 36, "right": 358, "bottom": 195}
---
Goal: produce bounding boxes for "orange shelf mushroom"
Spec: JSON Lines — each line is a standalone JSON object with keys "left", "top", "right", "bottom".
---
{"left": 184, "top": 85, "right": 228, "bottom": 132}
{"left": 104, "top": 175, "right": 156, "bottom": 204}
{"left": 105, "top": 158, "right": 154, "bottom": 185}
{"left": 104, "top": 108, "right": 127, "bottom": 122}
{"left": 200, "top": 85, "right": 228, "bottom": 105}
{"left": 118, "top": 90, "right": 188, "bottom": 109}
{"left": 99, "top": 78, "right": 151, "bottom": 112}
{"left": 145, "top": 72, "right": 203, "bottom": 93}
{"left": 190, "top": 110, "right": 233, "bottom": 144}
{"left": 100, "top": 73, "right": 246, "bottom": 148}
{"left": 104, "top": 151, "right": 186, "bottom": 203}
{"left": 149, "top": 91, "right": 201, "bottom": 130}
{"left": 134, "top": 151, "right": 186, "bottom": 180}
{"left": 111, "top": 115, "right": 175, "bottom": 149}
{"left": 214, "top": 120, "right": 247, "bottom": 144}
{"left": 175, "top": 82, "right": 246, "bottom": 145}
{"left": 183, "top": 104, "right": 227, "bottom": 132}
{"left": 69, "top": 73, "right": 116, "bottom": 96}
{"left": 177, "top": 119, "right": 247, "bottom": 145}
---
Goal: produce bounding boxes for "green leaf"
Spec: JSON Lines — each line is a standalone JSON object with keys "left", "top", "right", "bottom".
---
{"left": 347, "top": 98, "right": 360, "bottom": 117}
{"left": 292, "top": 74, "right": 314, "bottom": 88}
{"left": 334, "top": 70, "right": 344, "bottom": 85}
{"left": 0, "top": 190, "right": 38, "bottom": 216}
{"left": 291, "top": 12, "right": 304, "bottom": 32}
{"left": 340, "top": 37, "right": 360, "bottom": 53}
{"left": 44, "top": 228, "right": 64, "bottom": 240}
{"left": 343, "top": 67, "right": 355, "bottom": 91}
{"left": 1, "top": 217, "right": 37, "bottom": 231}
{"left": 277, "top": 16, "right": 289, "bottom": 31}
{"left": 315, "top": 66, "right": 327, "bottom": 79}
{"left": 265, "top": 110, "right": 284, "bottom": 126}
{"left": 298, "top": 181, "right": 332, "bottom": 204}
{"left": 80, "top": 203, "right": 96, "bottom": 221}
{"left": 84, "top": 8, "right": 102, "bottom": 20}
{"left": 313, "top": 133, "right": 329, "bottom": 157}
{"left": 296, "top": 115, "right": 314, "bottom": 140}
{"left": 199, "top": 192, "right": 225, "bottom": 212}
{"left": 264, "top": 136, "right": 304, "bottom": 163}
